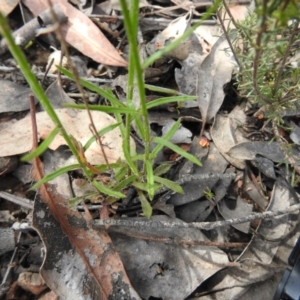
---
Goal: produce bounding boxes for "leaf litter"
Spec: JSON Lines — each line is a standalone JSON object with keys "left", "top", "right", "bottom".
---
{"left": 1, "top": 1, "right": 300, "bottom": 299}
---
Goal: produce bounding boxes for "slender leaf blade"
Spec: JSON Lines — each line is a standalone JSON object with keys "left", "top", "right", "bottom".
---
{"left": 151, "top": 119, "right": 181, "bottom": 157}
{"left": 153, "top": 164, "right": 172, "bottom": 176}
{"left": 30, "top": 164, "right": 81, "bottom": 190}
{"left": 57, "top": 66, "right": 126, "bottom": 108}
{"left": 154, "top": 175, "right": 184, "bottom": 194}
{"left": 64, "top": 103, "right": 140, "bottom": 114}
{"left": 152, "top": 137, "right": 202, "bottom": 166}
{"left": 92, "top": 180, "right": 125, "bottom": 198}
{"left": 22, "top": 126, "right": 60, "bottom": 161}
{"left": 145, "top": 160, "right": 155, "bottom": 199}
{"left": 84, "top": 123, "right": 121, "bottom": 151}
{"left": 146, "top": 95, "right": 197, "bottom": 109}
{"left": 138, "top": 190, "right": 152, "bottom": 219}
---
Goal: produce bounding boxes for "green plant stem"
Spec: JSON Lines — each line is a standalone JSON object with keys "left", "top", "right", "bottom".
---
{"left": 272, "top": 20, "right": 299, "bottom": 98}
{"left": 119, "top": 0, "right": 151, "bottom": 164}
{"left": 216, "top": 8, "right": 243, "bottom": 71}
{"left": 46, "top": 1, "right": 111, "bottom": 169}
{"left": 0, "top": 11, "right": 83, "bottom": 168}
{"left": 252, "top": 0, "right": 272, "bottom": 105}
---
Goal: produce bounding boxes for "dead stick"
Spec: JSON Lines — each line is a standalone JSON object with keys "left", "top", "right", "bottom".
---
{"left": 94, "top": 202, "right": 300, "bottom": 231}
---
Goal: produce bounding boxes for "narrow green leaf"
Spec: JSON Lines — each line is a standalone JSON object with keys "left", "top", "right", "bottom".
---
{"left": 84, "top": 123, "right": 121, "bottom": 151}
{"left": 92, "top": 180, "right": 125, "bottom": 198}
{"left": 146, "top": 95, "right": 197, "bottom": 109}
{"left": 151, "top": 119, "right": 181, "bottom": 157}
{"left": 30, "top": 164, "right": 81, "bottom": 190}
{"left": 153, "top": 164, "right": 172, "bottom": 176}
{"left": 64, "top": 103, "right": 140, "bottom": 114}
{"left": 152, "top": 137, "right": 202, "bottom": 166}
{"left": 144, "top": 84, "right": 180, "bottom": 95}
{"left": 69, "top": 192, "right": 99, "bottom": 207}
{"left": 132, "top": 181, "right": 161, "bottom": 193}
{"left": 154, "top": 176, "right": 184, "bottom": 194}
{"left": 145, "top": 160, "right": 155, "bottom": 200}
{"left": 138, "top": 190, "right": 152, "bottom": 219}
{"left": 122, "top": 142, "right": 139, "bottom": 175}
{"left": 114, "top": 165, "right": 129, "bottom": 182}
{"left": 22, "top": 127, "right": 60, "bottom": 161}
{"left": 142, "top": 0, "right": 222, "bottom": 69}
{"left": 0, "top": 13, "right": 85, "bottom": 168}
{"left": 57, "top": 66, "right": 126, "bottom": 108}
{"left": 113, "top": 174, "right": 138, "bottom": 191}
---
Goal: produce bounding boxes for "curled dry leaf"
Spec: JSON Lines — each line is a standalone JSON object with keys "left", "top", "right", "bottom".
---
{"left": 22, "top": 0, "right": 127, "bottom": 67}
{"left": 0, "top": 108, "right": 135, "bottom": 165}
{"left": 146, "top": 10, "right": 192, "bottom": 57}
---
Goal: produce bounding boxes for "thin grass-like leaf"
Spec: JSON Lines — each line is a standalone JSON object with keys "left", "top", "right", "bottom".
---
{"left": 112, "top": 174, "right": 138, "bottom": 192}
{"left": 145, "top": 160, "right": 155, "bottom": 199}
{"left": 69, "top": 192, "right": 99, "bottom": 207}
{"left": 0, "top": 13, "right": 83, "bottom": 167}
{"left": 30, "top": 164, "right": 81, "bottom": 190}
{"left": 57, "top": 66, "right": 126, "bottom": 108}
{"left": 146, "top": 95, "right": 197, "bottom": 109}
{"left": 154, "top": 175, "right": 184, "bottom": 194}
{"left": 114, "top": 165, "right": 129, "bottom": 182}
{"left": 22, "top": 126, "right": 59, "bottom": 161}
{"left": 122, "top": 143, "right": 138, "bottom": 175}
{"left": 142, "top": 0, "right": 222, "bottom": 69}
{"left": 145, "top": 84, "right": 181, "bottom": 95}
{"left": 84, "top": 123, "right": 121, "bottom": 151}
{"left": 92, "top": 180, "right": 125, "bottom": 198}
{"left": 132, "top": 181, "right": 161, "bottom": 193}
{"left": 138, "top": 190, "right": 152, "bottom": 219}
{"left": 153, "top": 164, "right": 172, "bottom": 176}
{"left": 64, "top": 103, "right": 140, "bottom": 114}
{"left": 152, "top": 137, "right": 202, "bottom": 166}
{"left": 151, "top": 119, "right": 181, "bottom": 157}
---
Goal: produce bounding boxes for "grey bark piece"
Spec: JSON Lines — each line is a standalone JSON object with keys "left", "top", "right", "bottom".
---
{"left": 0, "top": 80, "right": 36, "bottom": 113}
{"left": 0, "top": 228, "right": 15, "bottom": 255}
{"left": 218, "top": 196, "right": 253, "bottom": 233}
{"left": 251, "top": 155, "right": 276, "bottom": 180}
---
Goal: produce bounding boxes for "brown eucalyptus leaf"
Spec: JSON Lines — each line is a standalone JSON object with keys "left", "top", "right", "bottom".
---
{"left": 0, "top": 108, "right": 135, "bottom": 165}
{"left": 0, "top": 0, "right": 19, "bottom": 16}
{"left": 32, "top": 159, "right": 140, "bottom": 299}
{"left": 22, "top": 0, "right": 127, "bottom": 67}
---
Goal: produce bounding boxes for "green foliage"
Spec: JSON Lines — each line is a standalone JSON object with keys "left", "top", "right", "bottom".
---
{"left": 232, "top": 0, "right": 300, "bottom": 176}
{"left": 203, "top": 188, "right": 215, "bottom": 201}
{"left": 234, "top": 0, "right": 300, "bottom": 115}
{"left": 0, "top": 0, "right": 226, "bottom": 217}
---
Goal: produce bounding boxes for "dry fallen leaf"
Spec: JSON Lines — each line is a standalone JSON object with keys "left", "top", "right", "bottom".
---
{"left": 146, "top": 10, "right": 192, "bottom": 58}
{"left": 32, "top": 158, "right": 140, "bottom": 299}
{"left": 0, "top": 108, "right": 136, "bottom": 165}
{"left": 0, "top": 0, "right": 19, "bottom": 16}
{"left": 22, "top": 0, "right": 127, "bottom": 67}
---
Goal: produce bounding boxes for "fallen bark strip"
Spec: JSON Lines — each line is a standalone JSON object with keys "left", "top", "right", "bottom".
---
{"left": 94, "top": 202, "right": 300, "bottom": 231}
